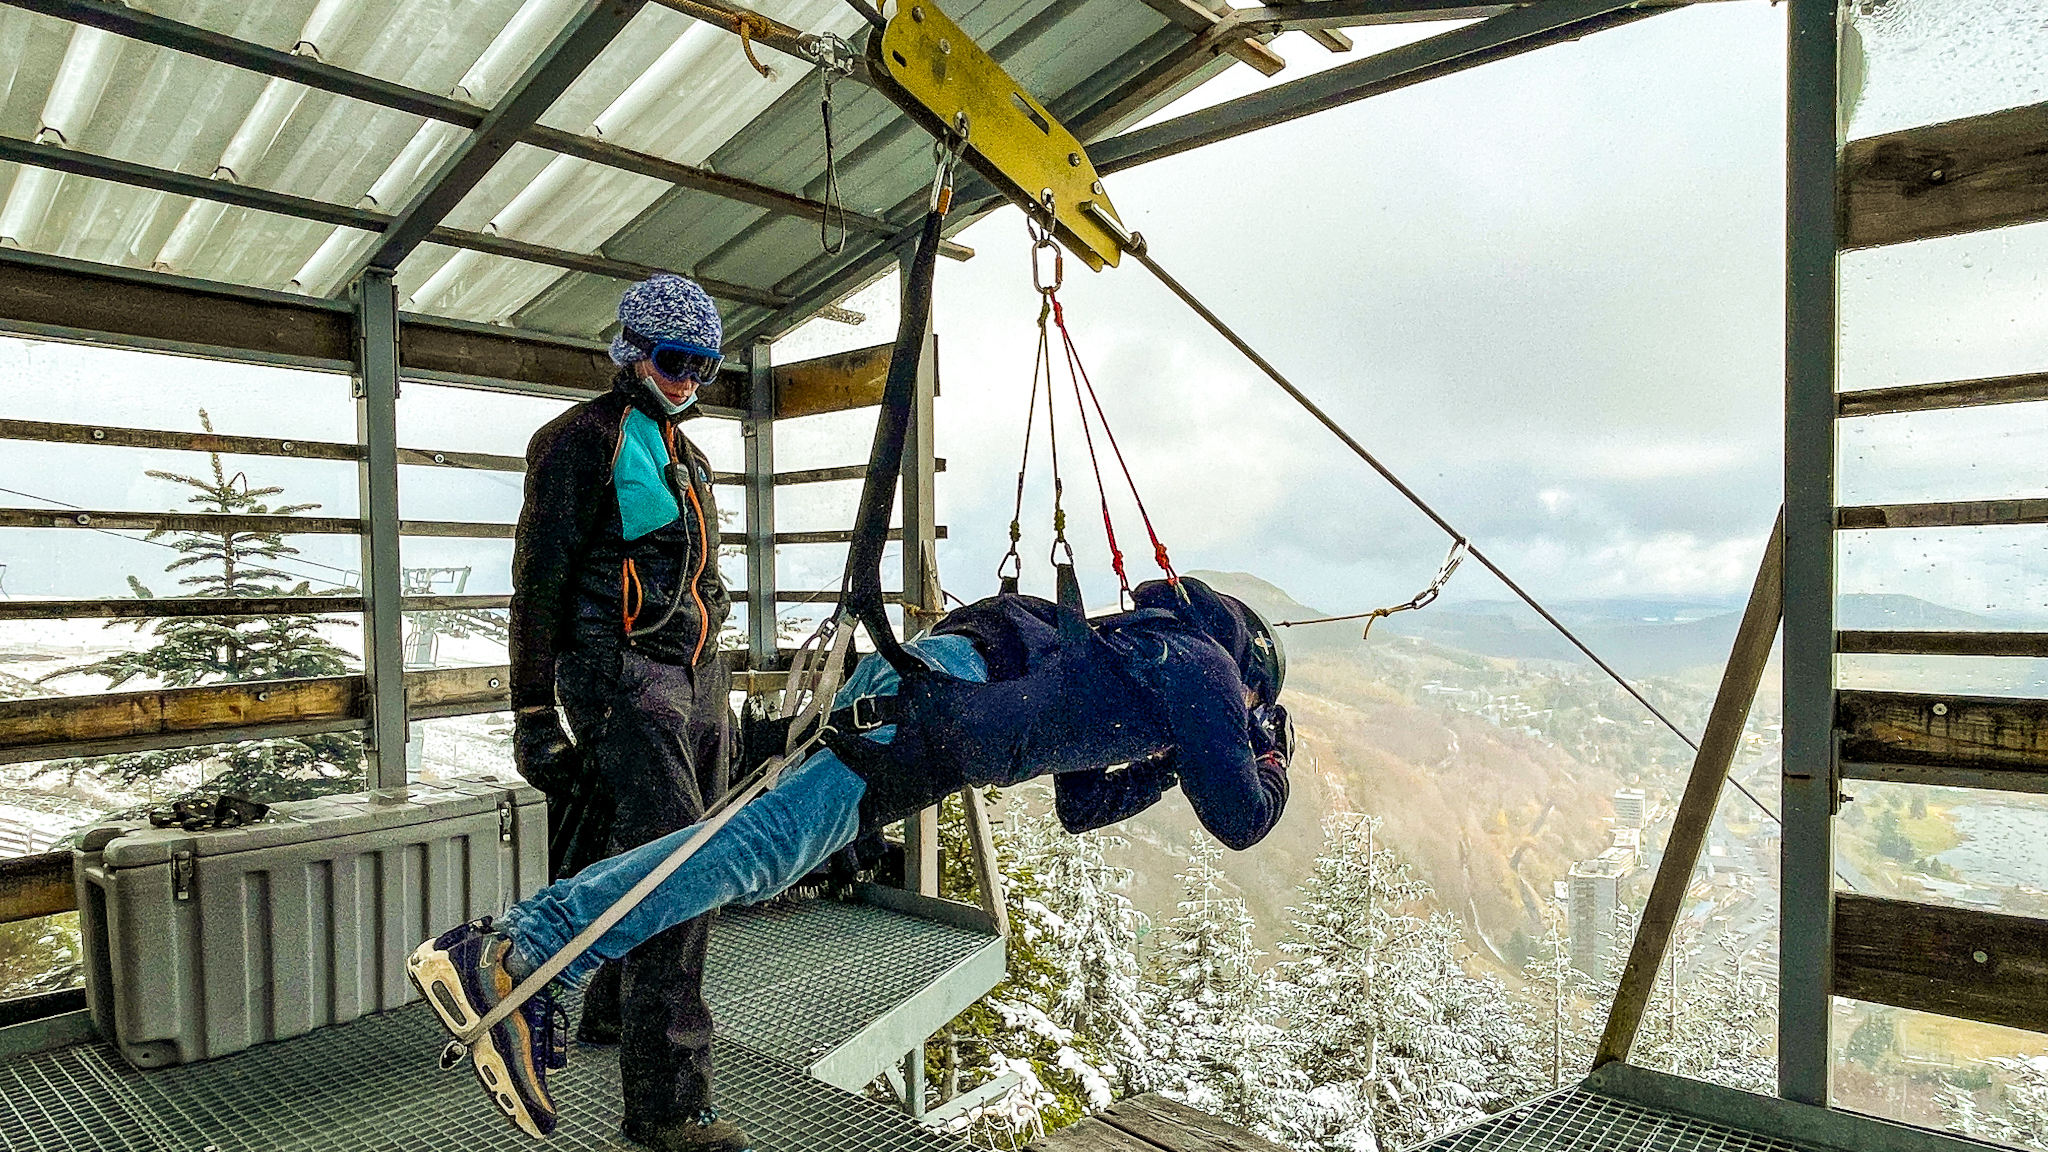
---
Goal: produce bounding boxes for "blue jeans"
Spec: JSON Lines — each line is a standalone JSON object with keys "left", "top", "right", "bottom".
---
{"left": 502, "top": 634, "right": 987, "bottom": 986}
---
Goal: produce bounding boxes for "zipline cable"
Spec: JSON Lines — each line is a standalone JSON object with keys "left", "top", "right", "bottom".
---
{"left": 1118, "top": 234, "right": 1787, "bottom": 827}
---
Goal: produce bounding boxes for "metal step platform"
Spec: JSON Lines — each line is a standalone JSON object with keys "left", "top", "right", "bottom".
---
{"left": 1414, "top": 1063, "right": 1999, "bottom": 1152}
{"left": 0, "top": 891, "right": 1004, "bottom": 1152}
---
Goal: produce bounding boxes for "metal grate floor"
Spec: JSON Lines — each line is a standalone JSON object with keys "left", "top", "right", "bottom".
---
{"left": 0, "top": 895, "right": 991, "bottom": 1152}
{"left": 1415, "top": 1087, "right": 1823, "bottom": 1152}
{"left": 0, "top": 993, "right": 964, "bottom": 1152}
{"left": 708, "top": 898, "right": 994, "bottom": 1068}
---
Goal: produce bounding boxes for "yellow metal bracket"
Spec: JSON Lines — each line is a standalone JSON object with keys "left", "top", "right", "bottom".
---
{"left": 869, "top": 0, "right": 1126, "bottom": 269}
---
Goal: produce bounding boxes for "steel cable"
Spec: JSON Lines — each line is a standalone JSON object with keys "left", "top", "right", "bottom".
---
{"left": 1121, "top": 237, "right": 1787, "bottom": 826}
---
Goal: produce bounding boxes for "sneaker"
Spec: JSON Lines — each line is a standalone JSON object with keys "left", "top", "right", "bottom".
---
{"left": 406, "top": 917, "right": 566, "bottom": 1137}
{"left": 623, "top": 1109, "right": 755, "bottom": 1152}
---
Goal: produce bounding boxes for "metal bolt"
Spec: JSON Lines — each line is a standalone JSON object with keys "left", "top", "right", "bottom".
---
{"left": 91, "top": 428, "right": 105, "bottom": 440}
{"left": 938, "top": 37, "right": 951, "bottom": 54}
{"left": 432, "top": 453, "right": 447, "bottom": 465}
{"left": 1091, "top": 180, "right": 1104, "bottom": 195}
{"left": 911, "top": 4, "right": 923, "bottom": 18}
{"left": 1973, "top": 950, "right": 1989, "bottom": 964}
{"left": 1933, "top": 702, "right": 1949, "bottom": 716}
{"left": 256, "top": 691, "right": 270, "bottom": 702}
{"left": 281, "top": 441, "right": 294, "bottom": 452}
{"left": 1068, "top": 152, "right": 1082, "bottom": 167}
{"left": 488, "top": 677, "right": 502, "bottom": 689}
{"left": 74, "top": 513, "right": 91, "bottom": 526}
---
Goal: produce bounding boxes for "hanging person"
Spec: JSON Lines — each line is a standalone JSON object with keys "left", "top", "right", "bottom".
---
{"left": 506, "top": 273, "right": 746, "bottom": 1152}
{"left": 413, "top": 576, "right": 1294, "bottom": 1141}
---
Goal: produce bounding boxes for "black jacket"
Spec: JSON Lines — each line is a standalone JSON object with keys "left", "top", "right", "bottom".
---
{"left": 835, "top": 585, "right": 1290, "bottom": 850}
{"left": 510, "top": 373, "right": 730, "bottom": 709}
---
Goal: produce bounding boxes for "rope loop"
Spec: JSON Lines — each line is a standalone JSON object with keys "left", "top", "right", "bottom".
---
{"left": 733, "top": 13, "right": 774, "bottom": 77}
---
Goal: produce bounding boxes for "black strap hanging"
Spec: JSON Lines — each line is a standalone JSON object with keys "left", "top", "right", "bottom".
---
{"left": 839, "top": 146, "right": 956, "bottom": 676}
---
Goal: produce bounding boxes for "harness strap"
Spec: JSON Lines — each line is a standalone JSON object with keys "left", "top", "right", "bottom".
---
{"left": 839, "top": 192, "right": 951, "bottom": 676}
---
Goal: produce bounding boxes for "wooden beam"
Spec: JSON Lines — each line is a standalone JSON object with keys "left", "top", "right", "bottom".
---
{"left": 1839, "top": 631, "right": 2048, "bottom": 658}
{"left": 1842, "top": 100, "right": 2048, "bottom": 250}
{"left": 0, "top": 674, "right": 363, "bottom": 765}
{"left": 1139, "top": 0, "right": 1289, "bottom": 78}
{"left": 0, "top": 596, "right": 361, "bottom": 621}
{"left": 1838, "top": 499, "right": 2048, "bottom": 530}
{"left": 1092, "top": 1092, "right": 1295, "bottom": 1151}
{"left": 1839, "top": 689, "right": 2048, "bottom": 793}
{"left": 0, "top": 594, "right": 505, "bottom": 622}
{"left": 0, "top": 417, "right": 524, "bottom": 472}
{"left": 0, "top": 852, "right": 75, "bottom": 924}
{"left": 773, "top": 342, "right": 894, "bottom": 419}
{"left": 1026, "top": 1115, "right": 1146, "bottom": 1151}
{"left": 398, "top": 317, "right": 614, "bottom": 397}
{"left": 0, "top": 508, "right": 361, "bottom": 535}
{"left": 0, "top": 665, "right": 515, "bottom": 765}
{"left": 1598, "top": 510, "right": 1782, "bottom": 1067}
{"left": 0, "top": 250, "right": 351, "bottom": 365}
{"left": 960, "top": 787, "right": 1009, "bottom": 937}
{"left": 1837, "top": 370, "right": 2048, "bottom": 418}
{"left": 1835, "top": 893, "right": 2048, "bottom": 1035}
{"left": 0, "top": 508, "right": 513, "bottom": 539}
{"left": 775, "top": 527, "right": 947, "bottom": 545}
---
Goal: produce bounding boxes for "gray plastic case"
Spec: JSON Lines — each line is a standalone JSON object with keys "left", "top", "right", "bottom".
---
{"left": 75, "top": 777, "right": 547, "bottom": 1068}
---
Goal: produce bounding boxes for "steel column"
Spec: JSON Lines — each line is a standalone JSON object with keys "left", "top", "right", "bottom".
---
{"left": 899, "top": 250, "right": 942, "bottom": 897}
{"left": 1780, "top": 0, "right": 1841, "bottom": 1107}
{"left": 353, "top": 270, "right": 410, "bottom": 794}
{"left": 744, "top": 339, "right": 778, "bottom": 663}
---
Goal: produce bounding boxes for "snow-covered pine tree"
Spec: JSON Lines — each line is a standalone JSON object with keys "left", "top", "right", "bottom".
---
{"left": 1144, "top": 842, "right": 1295, "bottom": 1137}
{"left": 1516, "top": 920, "right": 1594, "bottom": 1090}
{"left": 38, "top": 411, "right": 362, "bottom": 802}
{"left": 928, "top": 797, "right": 1145, "bottom": 1146}
{"left": 1271, "top": 813, "right": 1528, "bottom": 1151}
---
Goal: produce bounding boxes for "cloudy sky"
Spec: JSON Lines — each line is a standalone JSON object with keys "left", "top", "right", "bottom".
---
{"left": 2, "top": 0, "right": 2044, "bottom": 636}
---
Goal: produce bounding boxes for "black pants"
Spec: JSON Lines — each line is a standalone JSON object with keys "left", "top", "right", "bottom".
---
{"left": 556, "top": 648, "right": 730, "bottom": 1126}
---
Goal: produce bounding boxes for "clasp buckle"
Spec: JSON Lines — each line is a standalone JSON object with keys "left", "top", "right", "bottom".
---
{"left": 849, "top": 695, "right": 888, "bottom": 732}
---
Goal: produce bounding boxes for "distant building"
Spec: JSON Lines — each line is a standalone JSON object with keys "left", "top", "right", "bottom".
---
{"left": 1568, "top": 855, "right": 1630, "bottom": 980}
{"left": 1613, "top": 787, "right": 1647, "bottom": 829}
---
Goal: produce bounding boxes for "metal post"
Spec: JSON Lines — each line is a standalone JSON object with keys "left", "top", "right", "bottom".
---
{"left": 1781, "top": 0, "right": 1841, "bottom": 1107}
{"left": 744, "top": 339, "right": 777, "bottom": 665}
{"left": 903, "top": 1047, "right": 927, "bottom": 1117}
{"left": 899, "top": 251, "right": 941, "bottom": 897}
{"left": 1597, "top": 510, "right": 1783, "bottom": 1067}
{"left": 352, "top": 269, "right": 408, "bottom": 795}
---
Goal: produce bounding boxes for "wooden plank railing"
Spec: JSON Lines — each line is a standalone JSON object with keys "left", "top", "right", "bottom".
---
{"left": 1834, "top": 894, "right": 2048, "bottom": 1035}
{"left": 0, "top": 852, "right": 74, "bottom": 923}
{"left": 1841, "top": 99, "right": 2048, "bottom": 250}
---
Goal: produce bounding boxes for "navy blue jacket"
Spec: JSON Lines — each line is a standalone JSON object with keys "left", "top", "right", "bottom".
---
{"left": 830, "top": 582, "right": 1289, "bottom": 850}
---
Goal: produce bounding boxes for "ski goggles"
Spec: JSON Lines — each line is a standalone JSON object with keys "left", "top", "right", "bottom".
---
{"left": 622, "top": 327, "right": 725, "bottom": 382}
{"left": 648, "top": 339, "right": 724, "bottom": 384}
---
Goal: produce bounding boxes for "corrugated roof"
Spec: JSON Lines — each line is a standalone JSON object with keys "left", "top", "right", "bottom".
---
{"left": 0, "top": 0, "right": 1230, "bottom": 349}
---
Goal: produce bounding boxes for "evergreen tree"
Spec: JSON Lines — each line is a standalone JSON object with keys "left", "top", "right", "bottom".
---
{"left": 1142, "top": 843, "right": 1296, "bottom": 1136}
{"left": 1516, "top": 920, "right": 1595, "bottom": 1090}
{"left": 1268, "top": 813, "right": 1528, "bottom": 1151}
{"left": 926, "top": 798, "right": 1137, "bottom": 1146}
{"left": 38, "top": 411, "right": 362, "bottom": 802}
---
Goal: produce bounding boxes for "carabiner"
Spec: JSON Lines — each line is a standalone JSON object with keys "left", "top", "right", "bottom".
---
{"left": 1032, "top": 238, "right": 1063, "bottom": 294}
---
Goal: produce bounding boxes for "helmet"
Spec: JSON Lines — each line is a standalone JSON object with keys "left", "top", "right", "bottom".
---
{"left": 1235, "top": 598, "right": 1287, "bottom": 703}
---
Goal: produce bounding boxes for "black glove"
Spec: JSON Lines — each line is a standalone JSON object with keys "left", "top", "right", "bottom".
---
{"left": 1251, "top": 702, "right": 1294, "bottom": 765}
{"left": 515, "top": 707, "right": 582, "bottom": 794}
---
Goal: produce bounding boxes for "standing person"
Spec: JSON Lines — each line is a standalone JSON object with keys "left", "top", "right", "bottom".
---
{"left": 416, "top": 577, "right": 1293, "bottom": 1139}
{"left": 507, "top": 273, "right": 747, "bottom": 1152}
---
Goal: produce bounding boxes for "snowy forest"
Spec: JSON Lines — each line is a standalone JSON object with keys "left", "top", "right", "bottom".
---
{"left": 917, "top": 793, "right": 1781, "bottom": 1152}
